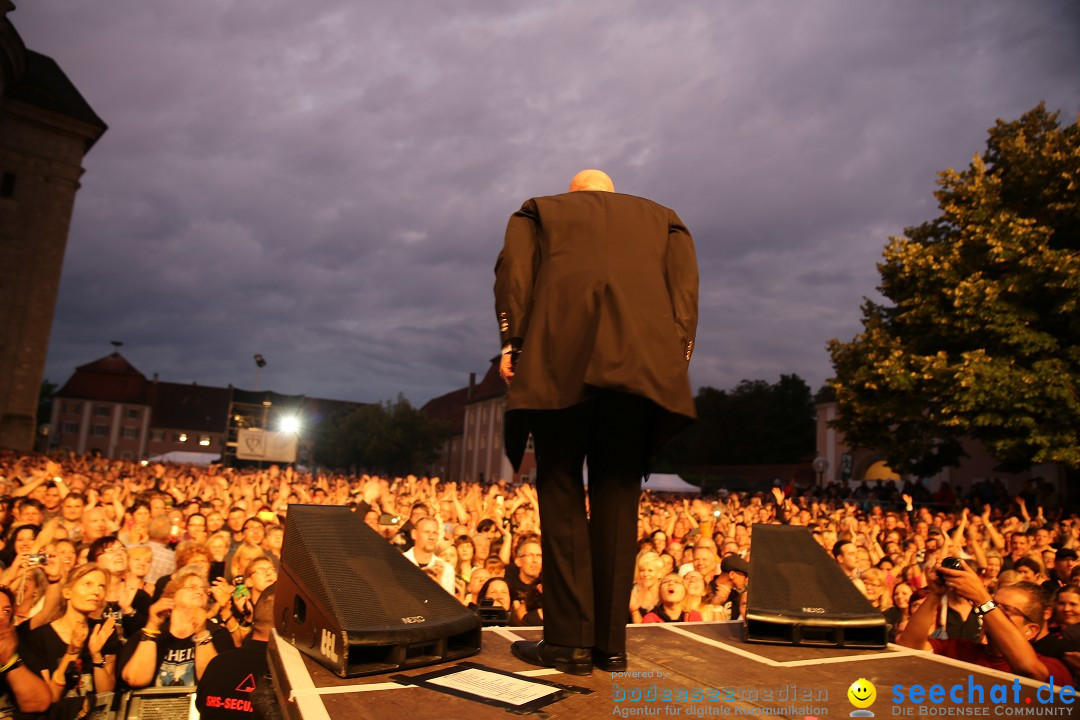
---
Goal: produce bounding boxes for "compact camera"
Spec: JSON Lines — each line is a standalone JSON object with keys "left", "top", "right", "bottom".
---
{"left": 941, "top": 556, "right": 963, "bottom": 570}
{"left": 26, "top": 552, "right": 50, "bottom": 567}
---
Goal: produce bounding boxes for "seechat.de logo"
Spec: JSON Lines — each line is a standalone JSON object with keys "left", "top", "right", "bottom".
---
{"left": 891, "top": 675, "right": 1077, "bottom": 715}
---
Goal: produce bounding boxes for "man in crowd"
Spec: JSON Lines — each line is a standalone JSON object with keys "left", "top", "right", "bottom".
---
{"left": 196, "top": 586, "right": 277, "bottom": 720}
{"left": 142, "top": 515, "right": 177, "bottom": 585}
{"left": 1045, "top": 548, "right": 1078, "bottom": 591}
{"left": 1003, "top": 531, "right": 1033, "bottom": 571}
{"left": 81, "top": 505, "right": 109, "bottom": 549}
{"left": 712, "top": 555, "right": 749, "bottom": 620}
{"left": 833, "top": 540, "right": 867, "bottom": 595}
{"left": 899, "top": 560, "right": 1070, "bottom": 684}
{"left": 506, "top": 540, "right": 542, "bottom": 609}
{"left": 59, "top": 492, "right": 85, "bottom": 543}
{"left": 403, "top": 517, "right": 454, "bottom": 594}
{"left": 227, "top": 507, "right": 248, "bottom": 547}
{"left": 495, "top": 168, "right": 698, "bottom": 674}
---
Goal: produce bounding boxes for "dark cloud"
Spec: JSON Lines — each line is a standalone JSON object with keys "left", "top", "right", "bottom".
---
{"left": 14, "top": 0, "right": 1079, "bottom": 406}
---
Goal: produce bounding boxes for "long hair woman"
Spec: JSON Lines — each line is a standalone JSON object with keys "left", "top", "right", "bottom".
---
{"left": 19, "top": 564, "right": 120, "bottom": 705}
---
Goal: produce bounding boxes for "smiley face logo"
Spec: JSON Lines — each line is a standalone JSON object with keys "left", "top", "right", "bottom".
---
{"left": 848, "top": 678, "right": 876, "bottom": 709}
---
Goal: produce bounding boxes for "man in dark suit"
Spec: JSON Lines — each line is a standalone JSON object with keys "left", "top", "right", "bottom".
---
{"left": 494, "top": 169, "right": 698, "bottom": 674}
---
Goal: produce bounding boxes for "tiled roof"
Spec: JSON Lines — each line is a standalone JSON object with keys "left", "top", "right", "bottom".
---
{"left": 465, "top": 358, "right": 506, "bottom": 405}
{"left": 56, "top": 353, "right": 150, "bottom": 404}
{"left": 421, "top": 386, "right": 469, "bottom": 435}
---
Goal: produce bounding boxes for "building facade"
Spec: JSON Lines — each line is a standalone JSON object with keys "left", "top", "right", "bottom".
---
{"left": 0, "top": 6, "right": 107, "bottom": 452}
{"left": 422, "top": 359, "right": 535, "bottom": 485}
{"left": 50, "top": 352, "right": 361, "bottom": 464}
{"left": 814, "top": 399, "right": 1066, "bottom": 497}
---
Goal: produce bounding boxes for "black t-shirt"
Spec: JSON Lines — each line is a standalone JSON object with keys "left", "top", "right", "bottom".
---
{"left": 945, "top": 606, "right": 981, "bottom": 643}
{"left": 102, "top": 591, "right": 152, "bottom": 644}
{"left": 1034, "top": 632, "right": 1080, "bottom": 660}
{"left": 20, "top": 619, "right": 123, "bottom": 698}
{"left": 195, "top": 639, "right": 271, "bottom": 720}
{"left": 505, "top": 571, "right": 539, "bottom": 607}
{"left": 117, "top": 620, "right": 234, "bottom": 688}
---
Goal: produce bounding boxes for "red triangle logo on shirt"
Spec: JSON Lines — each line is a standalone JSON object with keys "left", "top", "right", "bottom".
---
{"left": 236, "top": 674, "right": 257, "bottom": 693}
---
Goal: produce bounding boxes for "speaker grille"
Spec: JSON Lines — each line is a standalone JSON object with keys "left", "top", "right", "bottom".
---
{"left": 749, "top": 525, "right": 872, "bottom": 618}
{"left": 745, "top": 524, "right": 887, "bottom": 648}
{"left": 281, "top": 505, "right": 469, "bottom": 630}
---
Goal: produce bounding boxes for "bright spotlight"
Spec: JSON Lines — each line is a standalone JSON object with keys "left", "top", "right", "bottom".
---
{"left": 279, "top": 415, "right": 301, "bottom": 434}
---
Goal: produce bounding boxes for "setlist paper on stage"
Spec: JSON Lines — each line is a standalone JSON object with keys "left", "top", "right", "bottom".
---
{"left": 425, "top": 668, "right": 558, "bottom": 706}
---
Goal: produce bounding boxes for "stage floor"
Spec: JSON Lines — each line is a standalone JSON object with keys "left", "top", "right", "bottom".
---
{"left": 269, "top": 622, "right": 1078, "bottom": 719}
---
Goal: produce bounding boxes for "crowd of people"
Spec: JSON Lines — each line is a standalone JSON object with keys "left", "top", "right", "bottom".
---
{"left": 0, "top": 450, "right": 1073, "bottom": 717}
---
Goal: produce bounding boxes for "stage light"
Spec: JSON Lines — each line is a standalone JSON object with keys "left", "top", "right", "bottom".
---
{"left": 199, "top": 437, "right": 211, "bottom": 446}
{"left": 178, "top": 433, "right": 188, "bottom": 442}
{"left": 279, "top": 415, "right": 301, "bottom": 434}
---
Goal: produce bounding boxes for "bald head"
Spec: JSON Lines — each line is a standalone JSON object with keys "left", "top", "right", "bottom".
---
{"left": 569, "top": 169, "right": 614, "bottom": 193}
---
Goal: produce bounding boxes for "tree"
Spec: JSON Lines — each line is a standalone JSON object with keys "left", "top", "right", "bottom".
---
{"left": 828, "top": 104, "right": 1080, "bottom": 474}
{"left": 312, "top": 395, "right": 447, "bottom": 474}
{"left": 37, "top": 379, "right": 57, "bottom": 428}
{"left": 657, "top": 374, "right": 815, "bottom": 468}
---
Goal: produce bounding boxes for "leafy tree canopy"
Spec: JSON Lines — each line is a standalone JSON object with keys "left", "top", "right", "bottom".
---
{"left": 657, "top": 374, "right": 815, "bottom": 468}
{"left": 828, "top": 103, "right": 1080, "bottom": 474}
{"left": 313, "top": 394, "right": 447, "bottom": 474}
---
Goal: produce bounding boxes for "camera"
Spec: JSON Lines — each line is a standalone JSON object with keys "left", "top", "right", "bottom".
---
{"left": 26, "top": 552, "right": 50, "bottom": 567}
{"left": 378, "top": 513, "right": 400, "bottom": 526}
{"left": 941, "top": 556, "right": 963, "bottom": 570}
{"left": 232, "top": 577, "right": 250, "bottom": 601}
{"left": 475, "top": 597, "right": 510, "bottom": 627}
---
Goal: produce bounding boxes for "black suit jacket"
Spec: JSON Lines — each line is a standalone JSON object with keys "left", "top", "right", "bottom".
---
{"left": 494, "top": 190, "right": 698, "bottom": 469}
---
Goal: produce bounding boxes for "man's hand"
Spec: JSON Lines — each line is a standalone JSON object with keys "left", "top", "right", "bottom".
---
{"left": 937, "top": 559, "right": 992, "bottom": 606}
{"left": 499, "top": 352, "right": 515, "bottom": 384}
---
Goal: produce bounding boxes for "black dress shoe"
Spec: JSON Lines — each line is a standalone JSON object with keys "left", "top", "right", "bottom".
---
{"left": 511, "top": 640, "right": 592, "bottom": 675}
{"left": 593, "top": 649, "right": 628, "bottom": 672}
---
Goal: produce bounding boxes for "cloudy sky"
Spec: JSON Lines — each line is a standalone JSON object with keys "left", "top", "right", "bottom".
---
{"left": 15, "top": 1, "right": 1080, "bottom": 408}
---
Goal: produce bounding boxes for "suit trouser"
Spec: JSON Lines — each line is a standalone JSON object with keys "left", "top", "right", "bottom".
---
{"left": 528, "top": 390, "right": 652, "bottom": 653}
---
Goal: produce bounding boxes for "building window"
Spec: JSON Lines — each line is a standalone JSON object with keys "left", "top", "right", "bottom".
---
{"left": 150, "top": 430, "right": 164, "bottom": 442}
{"left": 92, "top": 425, "right": 109, "bottom": 437}
{"left": 126, "top": 409, "right": 141, "bottom": 419}
{"left": 120, "top": 451, "right": 133, "bottom": 460}
{"left": 61, "top": 422, "right": 79, "bottom": 434}
{"left": 0, "top": 172, "right": 14, "bottom": 199}
{"left": 95, "top": 406, "right": 111, "bottom": 417}
{"left": 121, "top": 427, "right": 139, "bottom": 439}
{"left": 63, "top": 402, "right": 82, "bottom": 414}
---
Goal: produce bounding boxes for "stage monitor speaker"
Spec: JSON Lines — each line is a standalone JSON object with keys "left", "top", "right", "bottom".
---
{"left": 744, "top": 524, "right": 887, "bottom": 648}
{"left": 275, "top": 505, "right": 481, "bottom": 677}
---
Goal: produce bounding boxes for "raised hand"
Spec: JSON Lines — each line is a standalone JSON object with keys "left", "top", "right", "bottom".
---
{"left": 88, "top": 617, "right": 116, "bottom": 657}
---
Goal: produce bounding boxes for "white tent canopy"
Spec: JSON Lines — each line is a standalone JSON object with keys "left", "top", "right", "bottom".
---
{"left": 581, "top": 468, "right": 700, "bottom": 493}
{"left": 642, "top": 473, "right": 701, "bottom": 493}
{"left": 146, "top": 451, "right": 221, "bottom": 466}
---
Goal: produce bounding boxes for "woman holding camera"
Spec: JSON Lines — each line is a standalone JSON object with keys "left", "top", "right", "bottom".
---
{"left": 213, "top": 556, "right": 277, "bottom": 645}
{"left": 119, "top": 568, "right": 233, "bottom": 688}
